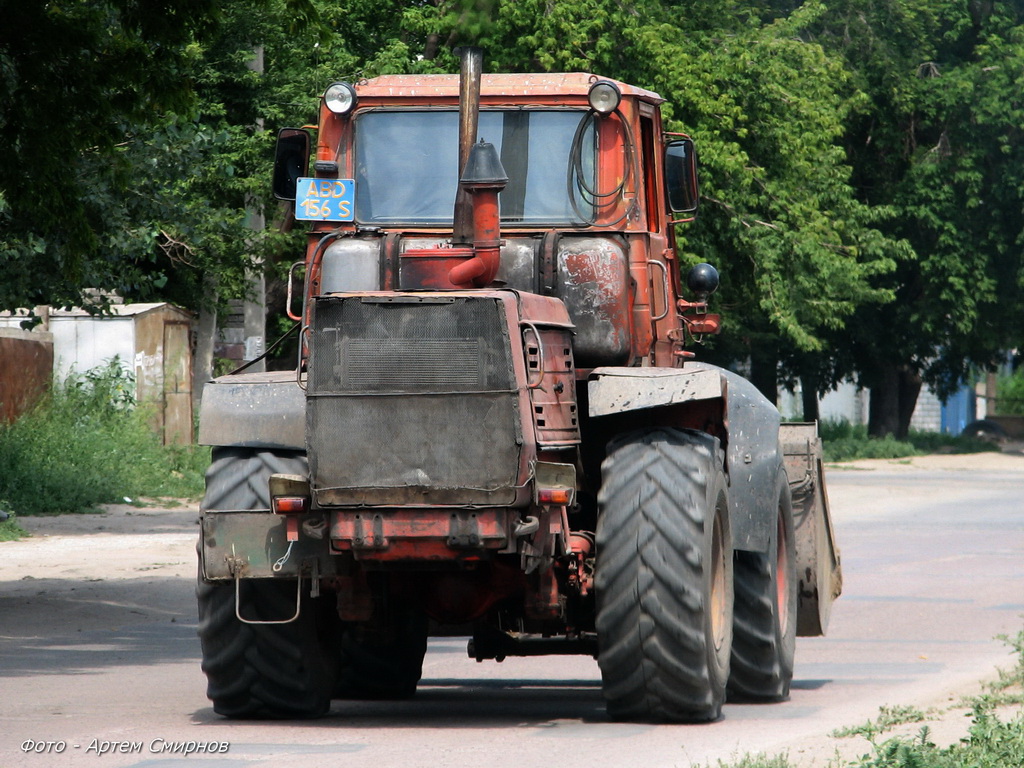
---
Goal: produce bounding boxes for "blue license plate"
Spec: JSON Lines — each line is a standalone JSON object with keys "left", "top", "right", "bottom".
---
{"left": 294, "top": 178, "right": 354, "bottom": 221}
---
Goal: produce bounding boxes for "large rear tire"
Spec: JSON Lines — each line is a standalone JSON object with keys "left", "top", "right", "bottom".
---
{"left": 335, "top": 591, "right": 428, "bottom": 700}
{"left": 197, "top": 577, "right": 338, "bottom": 718}
{"left": 197, "top": 447, "right": 337, "bottom": 719}
{"left": 596, "top": 428, "right": 733, "bottom": 723}
{"left": 728, "top": 467, "right": 797, "bottom": 702}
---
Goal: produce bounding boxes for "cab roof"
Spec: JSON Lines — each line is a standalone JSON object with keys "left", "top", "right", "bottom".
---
{"left": 353, "top": 72, "right": 664, "bottom": 105}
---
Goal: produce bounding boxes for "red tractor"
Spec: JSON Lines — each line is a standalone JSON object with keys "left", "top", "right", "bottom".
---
{"left": 196, "top": 49, "right": 841, "bottom": 723}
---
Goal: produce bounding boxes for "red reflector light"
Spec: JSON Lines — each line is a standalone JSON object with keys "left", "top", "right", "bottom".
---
{"left": 272, "top": 496, "right": 309, "bottom": 515}
{"left": 537, "top": 488, "right": 571, "bottom": 505}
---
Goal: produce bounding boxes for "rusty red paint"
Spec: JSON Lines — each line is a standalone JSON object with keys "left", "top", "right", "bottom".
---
{"left": 421, "top": 562, "right": 525, "bottom": 624}
{"left": 299, "top": 72, "right": 692, "bottom": 373}
{"left": 330, "top": 508, "right": 509, "bottom": 555}
{"left": 400, "top": 246, "right": 475, "bottom": 289}
{"left": 449, "top": 176, "right": 504, "bottom": 287}
{"left": 685, "top": 313, "right": 722, "bottom": 335}
{"left": 354, "top": 73, "right": 664, "bottom": 105}
{"left": 0, "top": 332, "right": 52, "bottom": 424}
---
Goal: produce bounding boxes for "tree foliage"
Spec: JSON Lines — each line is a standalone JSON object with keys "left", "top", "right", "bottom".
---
{"left": 0, "top": 0, "right": 224, "bottom": 310}
{"left": 798, "top": 0, "right": 1024, "bottom": 434}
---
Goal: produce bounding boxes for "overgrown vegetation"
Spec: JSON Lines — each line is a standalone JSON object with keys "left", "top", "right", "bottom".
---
{"left": 0, "top": 361, "right": 208, "bottom": 516}
{"left": 995, "top": 369, "right": 1024, "bottom": 416}
{"left": 818, "top": 421, "right": 996, "bottom": 463}
{"left": 0, "top": 512, "right": 28, "bottom": 542}
{"left": 712, "top": 756, "right": 794, "bottom": 768}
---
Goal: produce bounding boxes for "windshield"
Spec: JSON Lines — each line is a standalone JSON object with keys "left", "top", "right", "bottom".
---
{"left": 354, "top": 109, "right": 595, "bottom": 225}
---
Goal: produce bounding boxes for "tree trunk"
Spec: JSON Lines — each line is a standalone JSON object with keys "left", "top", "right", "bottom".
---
{"left": 749, "top": 342, "right": 778, "bottom": 406}
{"left": 868, "top": 366, "right": 898, "bottom": 438}
{"left": 243, "top": 46, "right": 266, "bottom": 373}
{"left": 868, "top": 364, "right": 922, "bottom": 439}
{"left": 192, "top": 291, "right": 217, "bottom": 423}
{"left": 896, "top": 367, "right": 922, "bottom": 438}
{"left": 800, "top": 376, "right": 820, "bottom": 423}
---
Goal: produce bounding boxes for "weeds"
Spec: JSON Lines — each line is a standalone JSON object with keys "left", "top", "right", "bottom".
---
{"left": 848, "top": 708, "right": 1024, "bottom": 768}
{"left": 713, "top": 630, "right": 1024, "bottom": 768}
{"left": 0, "top": 510, "right": 28, "bottom": 541}
{"left": 831, "top": 706, "right": 929, "bottom": 740}
{"left": 0, "top": 360, "right": 208, "bottom": 515}
{"left": 980, "top": 629, "right": 1024, "bottom": 708}
{"left": 995, "top": 370, "right": 1024, "bottom": 416}
{"left": 713, "top": 756, "right": 796, "bottom": 768}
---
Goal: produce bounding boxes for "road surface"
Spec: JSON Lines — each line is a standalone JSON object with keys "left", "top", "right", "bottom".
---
{"left": 1, "top": 452, "right": 1022, "bottom": 767}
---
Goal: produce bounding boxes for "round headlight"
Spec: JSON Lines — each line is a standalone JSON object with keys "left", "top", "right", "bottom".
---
{"left": 588, "top": 80, "right": 621, "bottom": 115}
{"left": 324, "top": 82, "right": 357, "bottom": 115}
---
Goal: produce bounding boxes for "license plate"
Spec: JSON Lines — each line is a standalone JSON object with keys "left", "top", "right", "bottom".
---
{"left": 294, "top": 178, "right": 354, "bottom": 221}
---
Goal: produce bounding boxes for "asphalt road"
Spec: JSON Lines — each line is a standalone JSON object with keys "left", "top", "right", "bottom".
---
{"left": 1, "top": 453, "right": 1022, "bottom": 768}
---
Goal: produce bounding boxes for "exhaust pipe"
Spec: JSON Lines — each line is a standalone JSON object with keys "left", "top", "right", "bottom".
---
{"left": 453, "top": 47, "right": 483, "bottom": 245}
{"left": 449, "top": 46, "right": 508, "bottom": 288}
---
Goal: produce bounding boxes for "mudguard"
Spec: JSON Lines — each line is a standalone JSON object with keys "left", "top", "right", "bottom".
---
{"left": 588, "top": 363, "right": 782, "bottom": 553}
{"left": 197, "top": 371, "right": 305, "bottom": 449}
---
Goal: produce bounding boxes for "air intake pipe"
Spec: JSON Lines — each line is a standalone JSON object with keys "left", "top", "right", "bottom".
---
{"left": 449, "top": 139, "right": 508, "bottom": 287}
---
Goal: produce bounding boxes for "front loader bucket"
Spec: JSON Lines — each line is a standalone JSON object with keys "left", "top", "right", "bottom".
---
{"left": 780, "top": 422, "right": 842, "bottom": 636}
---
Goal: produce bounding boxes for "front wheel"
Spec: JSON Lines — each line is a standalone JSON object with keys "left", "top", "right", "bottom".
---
{"left": 596, "top": 428, "right": 733, "bottom": 723}
{"left": 197, "top": 447, "right": 337, "bottom": 718}
{"left": 728, "top": 467, "right": 797, "bottom": 702}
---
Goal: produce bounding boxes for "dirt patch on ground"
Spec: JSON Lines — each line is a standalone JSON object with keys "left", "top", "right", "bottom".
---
{"left": 831, "top": 447, "right": 1024, "bottom": 474}
{"left": 4, "top": 502, "right": 199, "bottom": 584}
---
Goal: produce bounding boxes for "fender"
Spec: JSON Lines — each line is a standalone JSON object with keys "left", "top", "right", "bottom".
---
{"left": 197, "top": 371, "right": 306, "bottom": 450}
{"left": 588, "top": 363, "right": 781, "bottom": 553}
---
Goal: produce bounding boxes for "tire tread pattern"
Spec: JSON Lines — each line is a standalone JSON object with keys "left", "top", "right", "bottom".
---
{"left": 197, "top": 447, "right": 336, "bottom": 719}
{"left": 728, "top": 469, "right": 797, "bottom": 702}
{"left": 596, "top": 428, "right": 731, "bottom": 723}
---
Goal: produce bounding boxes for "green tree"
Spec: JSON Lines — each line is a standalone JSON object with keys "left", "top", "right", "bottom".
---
{"left": 634, "top": 8, "right": 904, "bottom": 399}
{"left": 803, "top": 0, "right": 1024, "bottom": 436}
{"left": 14, "top": 0, "right": 1004, "bottom": 441}
{"left": 0, "top": 0, "right": 224, "bottom": 312}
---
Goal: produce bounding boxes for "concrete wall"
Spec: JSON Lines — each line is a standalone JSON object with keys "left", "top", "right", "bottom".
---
{"left": 48, "top": 315, "right": 136, "bottom": 381}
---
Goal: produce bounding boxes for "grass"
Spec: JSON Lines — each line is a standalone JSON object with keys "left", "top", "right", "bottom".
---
{"left": 980, "top": 629, "right": 1024, "bottom": 709}
{"left": 843, "top": 705, "right": 1024, "bottom": 768}
{"left": 817, "top": 421, "right": 997, "bottom": 463}
{"left": 712, "top": 757, "right": 794, "bottom": 768}
{"left": 830, "top": 705, "right": 930, "bottom": 740}
{"left": 0, "top": 360, "right": 208, "bottom": 517}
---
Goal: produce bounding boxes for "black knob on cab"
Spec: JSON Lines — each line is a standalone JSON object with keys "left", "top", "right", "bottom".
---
{"left": 687, "top": 263, "right": 719, "bottom": 298}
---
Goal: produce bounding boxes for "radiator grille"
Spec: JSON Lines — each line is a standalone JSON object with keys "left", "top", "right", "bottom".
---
{"left": 306, "top": 296, "right": 522, "bottom": 507}
{"left": 343, "top": 339, "right": 482, "bottom": 389}
{"left": 309, "top": 296, "right": 513, "bottom": 393}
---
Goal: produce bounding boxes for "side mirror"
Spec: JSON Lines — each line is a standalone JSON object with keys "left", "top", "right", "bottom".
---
{"left": 665, "top": 138, "right": 699, "bottom": 215}
{"left": 272, "top": 128, "right": 311, "bottom": 201}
